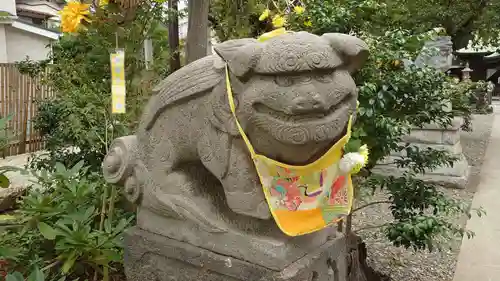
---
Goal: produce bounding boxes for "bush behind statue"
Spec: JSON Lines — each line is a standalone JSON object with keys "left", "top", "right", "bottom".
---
{"left": 16, "top": 3, "right": 169, "bottom": 173}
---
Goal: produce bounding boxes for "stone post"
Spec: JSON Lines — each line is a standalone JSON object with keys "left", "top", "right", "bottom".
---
{"left": 373, "top": 117, "right": 470, "bottom": 189}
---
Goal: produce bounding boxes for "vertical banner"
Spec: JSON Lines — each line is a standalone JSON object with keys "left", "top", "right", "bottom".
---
{"left": 111, "top": 49, "right": 126, "bottom": 114}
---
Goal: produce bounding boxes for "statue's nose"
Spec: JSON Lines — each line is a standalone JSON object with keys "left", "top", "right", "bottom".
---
{"left": 289, "top": 95, "right": 327, "bottom": 114}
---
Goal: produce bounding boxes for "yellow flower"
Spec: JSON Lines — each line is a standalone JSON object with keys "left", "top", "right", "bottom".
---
{"left": 304, "top": 20, "right": 312, "bottom": 27}
{"left": 272, "top": 15, "right": 287, "bottom": 28}
{"left": 258, "top": 28, "right": 287, "bottom": 42}
{"left": 259, "top": 9, "right": 270, "bottom": 21}
{"left": 358, "top": 144, "right": 369, "bottom": 166}
{"left": 59, "top": 1, "right": 91, "bottom": 33}
{"left": 294, "top": 6, "right": 305, "bottom": 15}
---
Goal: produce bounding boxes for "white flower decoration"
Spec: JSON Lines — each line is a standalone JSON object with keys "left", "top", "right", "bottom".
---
{"left": 339, "top": 145, "right": 369, "bottom": 174}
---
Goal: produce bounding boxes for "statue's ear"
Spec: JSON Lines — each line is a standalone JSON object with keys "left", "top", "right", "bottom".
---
{"left": 213, "top": 38, "right": 263, "bottom": 77}
{"left": 321, "top": 33, "right": 369, "bottom": 73}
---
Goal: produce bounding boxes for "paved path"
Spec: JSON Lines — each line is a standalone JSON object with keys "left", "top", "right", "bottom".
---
{"left": 0, "top": 152, "right": 37, "bottom": 187}
{"left": 454, "top": 103, "right": 500, "bottom": 281}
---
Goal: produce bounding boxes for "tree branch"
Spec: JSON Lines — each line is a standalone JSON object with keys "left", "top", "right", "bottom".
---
{"left": 458, "top": 0, "right": 489, "bottom": 30}
{"left": 352, "top": 201, "right": 392, "bottom": 213}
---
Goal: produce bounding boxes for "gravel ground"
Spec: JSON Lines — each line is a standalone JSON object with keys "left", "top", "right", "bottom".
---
{"left": 353, "top": 113, "right": 495, "bottom": 281}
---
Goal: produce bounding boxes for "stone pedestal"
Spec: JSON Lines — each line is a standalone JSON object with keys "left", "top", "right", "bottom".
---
{"left": 125, "top": 226, "right": 348, "bottom": 281}
{"left": 373, "top": 117, "right": 470, "bottom": 189}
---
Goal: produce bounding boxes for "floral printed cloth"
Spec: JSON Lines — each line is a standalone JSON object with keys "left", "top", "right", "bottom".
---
{"left": 225, "top": 65, "right": 354, "bottom": 236}
{"left": 253, "top": 131, "right": 353, "bottom": 236}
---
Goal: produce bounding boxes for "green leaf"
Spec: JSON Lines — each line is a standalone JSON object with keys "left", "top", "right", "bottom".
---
{"left": 62, "top": 252, "right": 78, "bottom": 274}
{"left": 0, "top": 174, "right": 10, "bottom": 188}
{"left": 6, "top": 272, "right": 24, "bottom": 281}
{"left": 0, "top": 214, "right": 16, "bottom": 221}
{"left": 0, "top": 246, "right": 20, "bottom": 260}
{"left": 28, "top": 267, "right": 45, "bottom": 281}
{"left": 104, "top": 218, "right": 112, "bottom": 234}
{"left": 69, "top": 161, "right": 85, "bottom": 175}
{"left": 37, "top": 222, "right": 57, "bottom": 240}
{"left": 83, "top": 206, "right": 96, "bottom": 221}
{"left": 55, "top": 162, "right": 67, "bottom": 175}
{"left": 0, "top": 114, "right": 13, "bottom": 130}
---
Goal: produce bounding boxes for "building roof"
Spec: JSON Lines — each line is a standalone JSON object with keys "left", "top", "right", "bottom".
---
{"left": 1, "top": 1, "right": 62, "bottom": 39}
{"left": 16, "top": 0, "right": 62, "bottom": 17}
{"left": 10, "top": 19, "right": 60, "bottom": 39}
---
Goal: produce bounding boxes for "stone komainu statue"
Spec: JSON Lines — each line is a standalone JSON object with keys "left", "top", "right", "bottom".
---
{"left": 102, "top": 31, "right": 369, "bottom": 280}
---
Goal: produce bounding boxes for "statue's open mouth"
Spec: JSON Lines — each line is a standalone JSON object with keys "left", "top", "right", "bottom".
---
{"left": 253, "top": 94, "right": 353, "bottom": 124}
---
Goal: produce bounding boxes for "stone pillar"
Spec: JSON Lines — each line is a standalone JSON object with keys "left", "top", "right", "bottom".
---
{"left": 372, "top": 117, "right": 470, "bottom": 189}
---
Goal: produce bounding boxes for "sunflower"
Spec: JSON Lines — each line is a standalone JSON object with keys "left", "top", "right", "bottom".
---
{"left": 59, "top": 1, "right": 91, "bottom": 33}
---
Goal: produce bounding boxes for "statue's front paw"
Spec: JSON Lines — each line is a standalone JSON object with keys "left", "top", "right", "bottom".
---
{"left": 226, "top": 192, "right": 271, "bottom": 220}
{"left": 102, "top": 135, "right": 138, "bottom": 185}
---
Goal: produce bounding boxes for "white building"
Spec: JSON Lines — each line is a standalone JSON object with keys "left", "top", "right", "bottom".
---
{"left": 0, "top": 0, "right": 62, "bottom": 63}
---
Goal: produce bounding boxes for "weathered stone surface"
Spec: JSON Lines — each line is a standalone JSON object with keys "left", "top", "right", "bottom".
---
{"left": 414, "top": 36, "right": 453, "bottom": 72}
{"left": 125, "top": 227, "right": 348, "bottom": 281}
{"left": 416, "top": 117, "right": 463, "bottom": 131}
{"left": 375, "top": 116, "right": 470, "bottom": 189}
{"left": 102, "top": 31, "right": 369, "bottom": 281}
{"left": 136, "top": 207, "right": 337, "bottom": 271}
{"left": 373, "top": 154, "right": 470, "bottom": 189}
{"left": 401, "top": 118, "right": 463, "bottom": 145}
{"left": 388, "top": 142, "right": 463, "bottom": 157}
{"left": 0, "top": 186, "right": 25, "bottom": 211}
{"left": 402, "top": 129, "right": 444, "bottom": 144}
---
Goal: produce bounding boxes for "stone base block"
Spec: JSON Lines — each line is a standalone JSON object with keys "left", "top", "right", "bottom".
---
{"left": 136, "top": 207, "right": 337, "bottom": 271}
{"left": 373, "top": 154, "right": 470, "bottom": 189}
{"left": 124, "top": 227, "right": 348, "bottom": 281}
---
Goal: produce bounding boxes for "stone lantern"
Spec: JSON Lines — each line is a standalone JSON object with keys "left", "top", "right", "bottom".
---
{"left": 462, "top": 63, "right": 473, "bottom": 81}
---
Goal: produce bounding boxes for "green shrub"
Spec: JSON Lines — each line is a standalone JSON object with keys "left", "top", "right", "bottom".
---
{"left": 0, "top": 162, "right": 134, "bottom": 281}
{"left": 288, "top": 9, "right": 478, "bottom": 251}
{"left": 347, "top": 30, "right": 479, "bottom": 251}
{"left": 17, "top": 3, "right": 168, "bottom": 173}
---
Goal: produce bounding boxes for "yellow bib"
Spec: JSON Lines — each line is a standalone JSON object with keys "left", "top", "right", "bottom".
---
{"left": 225, "top": 66, "right": 354, "bottom": 236}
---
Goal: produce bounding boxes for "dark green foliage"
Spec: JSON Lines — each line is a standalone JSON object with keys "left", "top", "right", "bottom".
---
{"left": 285, "top": 5, "right": 478, "bottom": 251}
{"left": 0, "top": 162, "right": 134, "bottom": 281}
{"left": 17, "top": 3, "right": 169, "bottom": 173}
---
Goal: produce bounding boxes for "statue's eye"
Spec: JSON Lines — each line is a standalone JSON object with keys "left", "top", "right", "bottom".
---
{"left": 274, "top": 76, "right": 295, "bottom": 87}
{"left": 316, "top": 72, "right": 335, "bottom": 83}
